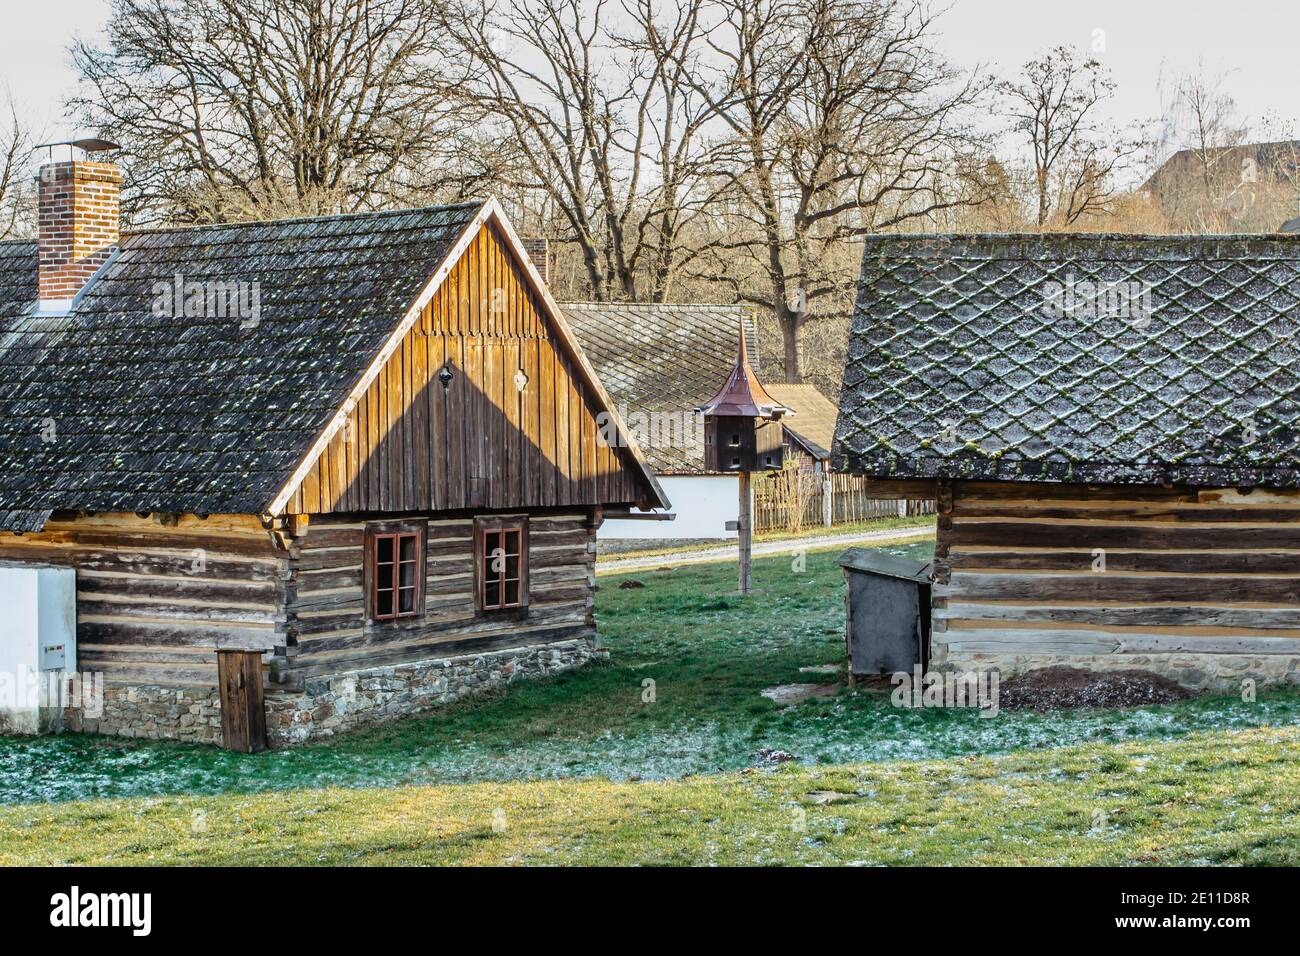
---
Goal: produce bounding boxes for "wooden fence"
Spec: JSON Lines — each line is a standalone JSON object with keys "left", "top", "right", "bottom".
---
{"left": 754, "top": 471, "right": 935, "bottom": 534}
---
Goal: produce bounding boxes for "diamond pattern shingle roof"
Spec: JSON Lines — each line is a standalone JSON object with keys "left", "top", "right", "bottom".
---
{"left": 0, "top": 203, "right": 483, "bottom": 526}
{"left": 833, "top": 234, "right": 1300, "bottom": 488}
{"left": 561, "top": 303, "right": 759, "bottom": 474}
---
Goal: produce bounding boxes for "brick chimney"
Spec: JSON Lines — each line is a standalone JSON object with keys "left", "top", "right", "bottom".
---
{"left": 37, "top": 160, "right": 121, "bottom": 313}
{"left": 521, "top": 237, "right": 550, "bottom": 286}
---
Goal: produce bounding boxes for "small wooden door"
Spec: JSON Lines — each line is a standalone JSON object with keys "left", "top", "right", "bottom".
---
{"left": 217, "top": 649, "right": 267, "bottom": 753}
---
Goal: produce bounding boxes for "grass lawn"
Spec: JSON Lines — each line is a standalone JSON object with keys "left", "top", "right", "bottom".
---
{"left": 1, "top": 533, "right": 1299, "bottom": 864}
{"left": 3, "top": 726, "right": 1299, "bottom": 865}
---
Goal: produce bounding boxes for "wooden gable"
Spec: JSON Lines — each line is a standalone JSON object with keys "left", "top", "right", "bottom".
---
{"left": 283, "top": 220, "right": 651, "bottom": 515}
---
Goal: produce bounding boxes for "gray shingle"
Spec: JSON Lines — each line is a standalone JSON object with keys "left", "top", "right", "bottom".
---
{"left": 833, "top": 234, "right": 1300, "bottom": 488}
{"left": 562, "top": 302, "right": 759, "bottom": 474}
{"left": 0, "top": 202, "right": 483, "bottom": 526}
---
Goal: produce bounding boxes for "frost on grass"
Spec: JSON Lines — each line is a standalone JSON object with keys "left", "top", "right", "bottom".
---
{"left": 2, "top": 541, "right": 1298, "bottom": 806}
{"left": 3, "top": 694, "right": 1299, "bottom": 806}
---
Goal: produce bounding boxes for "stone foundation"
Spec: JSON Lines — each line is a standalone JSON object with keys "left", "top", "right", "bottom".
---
{"left": 937, "top": 651, "right": 1300, "bottom": 693}
{"left": 64, "top": 684, "right": 224, "bottom": 745}
{"left": 265, "top": 638, "right": 601, "bottom": 746}
{"left": 62, "top": 638, "right": 600, "bottom": 747}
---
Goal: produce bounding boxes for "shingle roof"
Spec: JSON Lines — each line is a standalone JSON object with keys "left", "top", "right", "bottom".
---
{"left": 765, "top": 383, "right": 838, "bottom": 460}
{"left": 834, "top": 234, "right": 1300, "bottom": 488}
{"left": 0, "top": 240, "right": 37, "bottom": 317}
{"left": 0, "top": 203, "right": 483, "bottom": 527}
{"left": 561, "top": 303, "right": 759, "bottom": 474}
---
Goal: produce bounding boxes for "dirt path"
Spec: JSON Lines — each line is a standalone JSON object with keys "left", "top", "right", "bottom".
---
{"left": 596, "top": 525, "right": 935, "bottom": 574}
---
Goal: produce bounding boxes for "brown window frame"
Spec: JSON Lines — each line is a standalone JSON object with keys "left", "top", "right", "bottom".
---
{"left": 365, "top": 522, "right": 427, "bottom": 623}
{"left": 474, "top": 516, "right": 529, "bottom": 612}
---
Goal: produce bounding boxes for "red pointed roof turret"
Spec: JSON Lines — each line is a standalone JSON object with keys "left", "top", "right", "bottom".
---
{"left": 697, "top": 318, "right": 790, "bottom": 420}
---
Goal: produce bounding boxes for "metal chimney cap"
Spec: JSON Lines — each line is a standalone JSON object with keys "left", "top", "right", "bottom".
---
{"left": 33, "top": 138, "right": 121, "bottom": 164}
{"left": 34, "top": 138, "right": 120, "bottom": 153}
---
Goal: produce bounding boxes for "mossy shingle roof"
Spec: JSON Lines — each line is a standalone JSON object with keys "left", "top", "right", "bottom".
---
{"left": 833, "top": 234, "right": 1300, "bottom": 488}
{"left": 0, "top": 203, "right": 483, "bottom": 529}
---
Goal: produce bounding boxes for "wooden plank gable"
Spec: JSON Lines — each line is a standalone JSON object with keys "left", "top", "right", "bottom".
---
{"left": 285, "top": 221, "right": 648, "bottom": 515}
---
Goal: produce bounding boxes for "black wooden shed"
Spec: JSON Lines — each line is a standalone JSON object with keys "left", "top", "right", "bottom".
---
{"left": 838, "top": 549, "right": 933, "bottom": 678}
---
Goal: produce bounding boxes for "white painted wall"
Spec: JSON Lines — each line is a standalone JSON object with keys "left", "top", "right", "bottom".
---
{"left": 601, "top": 475, "right": 739, "bottom": 540}
{"left": 0, "top": 566, "right": 76, "bottom": 733}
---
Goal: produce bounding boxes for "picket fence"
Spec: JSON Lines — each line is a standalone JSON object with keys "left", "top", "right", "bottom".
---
{"left": 754, "top": 471, "right": 935, "bottom": 534}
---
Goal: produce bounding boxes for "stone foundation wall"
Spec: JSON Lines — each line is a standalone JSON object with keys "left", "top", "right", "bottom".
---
{"left": 937, "top": 650, "right": 1300, "bottom": 693}
{"left": 64, "top": 684, "right": 224, "bottom": 745}
{"left": 265, "top": 638, "right": 600, "bottom": 746}
{"left": 62, "top": 638, "right": 600, "bottom": 748}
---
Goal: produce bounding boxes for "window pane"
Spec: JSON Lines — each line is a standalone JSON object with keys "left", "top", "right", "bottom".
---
{"left": 398, "top": 586, "right": 416, "bottom": 613}
{"left": 504, "top": 579, "right": 519, "bottom": 606}
{"left": 376, "top": 535, "right": 395, "bottom": 566}
{"left": 505, "top": 554, "right": 519, "bottom": 579}
{"left": 487, "top": 531, "right": 507, "bottom": 576}
{"left": 504, "top": 530, "right": 520, "bottom": 556}
{"left": 376, "top": 589, "right": 394, "bottom": 617}
{"left": 399, "top": 535, "right": 417, "bottom": 563}
{"left": 485, "top": 578, "right": 501, "bottom": 608}
{"left": 400, "top": 558, "right": 417, "bottom": 591}
{"left": 376, "top": 561, "right": 393, "bottom": 592}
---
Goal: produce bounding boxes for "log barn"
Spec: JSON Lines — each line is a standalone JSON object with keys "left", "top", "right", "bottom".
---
{"left": 0, "top": 155, "right": 666, "bottom": 746}
{"left": 834, "top": 233, "right": 1300, "bottom": 690}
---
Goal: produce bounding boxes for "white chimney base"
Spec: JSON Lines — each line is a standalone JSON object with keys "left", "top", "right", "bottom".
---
{"left": 35, "top": 299, "right": 75, "bottom": 316}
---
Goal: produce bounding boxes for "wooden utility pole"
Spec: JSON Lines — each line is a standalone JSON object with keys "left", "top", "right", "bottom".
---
{"left": 738, "top": 471, "right": 753, "bottom": 594}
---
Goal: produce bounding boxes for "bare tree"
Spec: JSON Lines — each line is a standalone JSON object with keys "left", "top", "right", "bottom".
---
{"left": 0, "top": 97, "right": 35, "bottom": 239}
{"left": 70, "top": 0, "right": 474, "bottom": 224}
{"left": 1148, "top": 65, "right": 1278, "bottom": 231}
{"left": 998, "top": 45, "right": 1138, "bottom": 227}
{"left": 444, "top": 0, "right": 713, "bottom": 302}
{"left": 1163, "top": 64, "right": 1248, "bottom": 192}
{"left": 681, "top": 0, "right": 988, "bottom": 381}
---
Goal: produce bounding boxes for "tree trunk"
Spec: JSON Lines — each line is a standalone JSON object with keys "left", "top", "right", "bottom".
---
{"left": 780, "top": 313, "right": 804, "bottom": 383}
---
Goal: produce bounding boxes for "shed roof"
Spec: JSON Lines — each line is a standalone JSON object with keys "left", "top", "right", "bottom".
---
{"left": 765, "top": 383, "right": 839, "bottom": 460}
{"left": 837, "top": 547, "right": 932, "bottom": 582}
{"left": 0, "top": 201, "right": 667, "bottom": 530}
{"left": 562, "top": 302, "right": 760, "bottom": 474}
{"left": 833, "top": 234, "right": 1300, "bottom": 488}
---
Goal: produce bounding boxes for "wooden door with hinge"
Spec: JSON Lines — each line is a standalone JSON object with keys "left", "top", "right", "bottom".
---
{"left": 217, "top": 649, "right": 268, "bottom": 753}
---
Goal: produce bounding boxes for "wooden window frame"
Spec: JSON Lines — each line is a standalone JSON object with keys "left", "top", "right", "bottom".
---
{"left": 365, "top": 522, "right": 427, "bottom": 623}
{"left": 474, "top": 515, "right": 530, "bottom": 613}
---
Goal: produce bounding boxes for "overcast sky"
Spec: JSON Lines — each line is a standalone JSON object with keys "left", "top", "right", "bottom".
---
{"left": 3, "top": 0, "right": 1297, "bottom": 147}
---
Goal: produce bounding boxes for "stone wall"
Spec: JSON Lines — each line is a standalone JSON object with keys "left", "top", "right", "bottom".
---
{"left": 62, "top": 637, "right": 600, "bottom": 748}
{"left": 937, "top": 649, "right": 1300, "bottom": 694}
{"left": 64, "top": 684, "right": 224, "bottom": 746}
{"left": 266, "top": 638, "right": 600, "bottom": 746}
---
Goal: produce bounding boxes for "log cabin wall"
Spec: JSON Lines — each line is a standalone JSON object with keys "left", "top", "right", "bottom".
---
{"left": 0, "top": 513, "right": 285, "bottom": 686}
{"left": 931, "top": 481, "right": 1300, "bottom": 667}
{"left": 284, "top": 222, "right": 644, "bottom": 516}
{"left": 279, "top": 512, "right": 596, "bottom": 683}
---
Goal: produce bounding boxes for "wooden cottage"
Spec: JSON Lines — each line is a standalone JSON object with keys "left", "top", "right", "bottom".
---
{"left": 0, "top": 157, "right": 666, "bottom": 746}
{"left": 834, "top": 234, "right": 1300, "bottom": 690}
